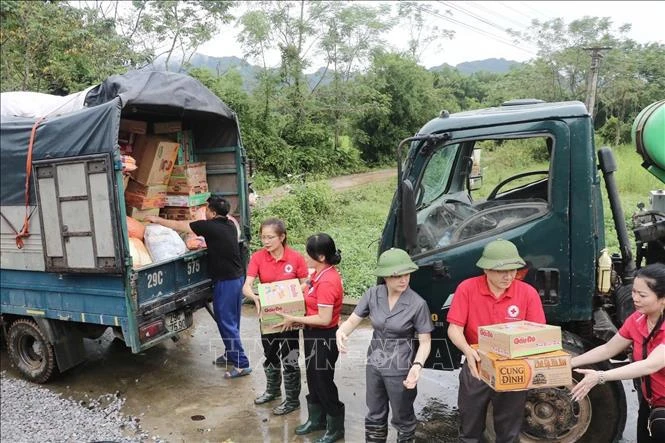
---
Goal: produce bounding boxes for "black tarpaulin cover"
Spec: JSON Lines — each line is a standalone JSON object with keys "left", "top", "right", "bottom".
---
{"left": 1, "top": 71, "right": 241, "bottom": 205}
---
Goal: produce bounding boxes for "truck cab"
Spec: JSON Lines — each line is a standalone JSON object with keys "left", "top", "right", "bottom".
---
{"left": 380, "top": 100, "right": 631, "bottom": 442}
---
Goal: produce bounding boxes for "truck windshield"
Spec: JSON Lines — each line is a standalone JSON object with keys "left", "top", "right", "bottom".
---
{"left": 418, "top": 144, "right": 459, "bottom": 207}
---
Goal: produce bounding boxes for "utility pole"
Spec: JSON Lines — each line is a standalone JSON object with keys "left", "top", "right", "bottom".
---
{"left": 583, "top": 46, "right": 611, "bottom": 119}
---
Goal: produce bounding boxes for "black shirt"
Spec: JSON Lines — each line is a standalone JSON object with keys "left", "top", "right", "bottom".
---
{"left": 190, "top": 217, "right": 243, "bottom": 281}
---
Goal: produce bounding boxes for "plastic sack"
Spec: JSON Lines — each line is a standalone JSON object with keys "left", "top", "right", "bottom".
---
{"left": 128, "top": 237, "right": 152, "bottom": 269}
{"left": 143, "top": 224, "right": 188, "bottom": 262}
{"left": 126, "top": 216, "right": 145, "bottom": 239}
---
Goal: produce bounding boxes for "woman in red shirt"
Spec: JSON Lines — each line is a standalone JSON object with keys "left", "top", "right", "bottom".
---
{"left": 276, "top": 233, "right": 345, "bottom": 443}
{"left": 241, "top": 218, "right": 308, "bottom": 415}
{"left": 571, "top": 263, "right": 665, "bottom": 443}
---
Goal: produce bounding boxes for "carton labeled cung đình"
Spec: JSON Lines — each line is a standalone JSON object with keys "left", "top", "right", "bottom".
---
{"left": 476, "top": 346, "right": 572, "bottom": 392}
{"left": 258, "top": 279, "right": 305, "bottom": 335}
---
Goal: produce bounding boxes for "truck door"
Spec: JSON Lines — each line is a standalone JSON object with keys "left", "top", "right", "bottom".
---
{"left": 396, "top": 122, "right": 571, "bottom": 369}
{"left": 33, "top": 154, "right": 123, "bottom": 274}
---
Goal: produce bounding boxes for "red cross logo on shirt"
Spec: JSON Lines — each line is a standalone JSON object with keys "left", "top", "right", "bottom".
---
{"left": 507, "top": 305, "right": 520, "bottom": 318}
{"left": 284, "top": 264, "right": 293, "bottom": 274}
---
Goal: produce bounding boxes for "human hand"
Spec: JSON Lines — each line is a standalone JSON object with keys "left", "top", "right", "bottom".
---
{"left": 144, "top": 215, "right": 160, "bottom": 224}
{"left": 336, "top": 329, "right": 349, "bottom": 353}
{"left": 273, "top": 312, "right": 295, "bottom": 332}
{"left": 570, "top": 369, "right": 602, "bottom": 402}
{"left": 253, "top": 296, "right": 261, "bottom": 316}
{"left": 464, "top": 348, "right": 481, "bottom": 379}
{"left": 403, "top": 365, "right": 422, "bottom": 389}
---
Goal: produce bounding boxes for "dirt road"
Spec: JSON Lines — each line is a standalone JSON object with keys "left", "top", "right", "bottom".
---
{"left": 256, "top": 169, "right": 396, "bottom": 207}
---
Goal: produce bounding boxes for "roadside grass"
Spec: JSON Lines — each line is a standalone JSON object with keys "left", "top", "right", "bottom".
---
{"left": 251, "top": 144, "right": 661, "bottom": 298}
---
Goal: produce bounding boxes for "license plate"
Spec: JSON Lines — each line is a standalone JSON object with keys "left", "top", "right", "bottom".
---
{"left": 165, "top": 311, "right": 187, "bottom": 333}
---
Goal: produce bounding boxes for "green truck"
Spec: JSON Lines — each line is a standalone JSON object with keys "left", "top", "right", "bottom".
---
{"left": 380, "top": 99, "right": 665, "bottom": 442}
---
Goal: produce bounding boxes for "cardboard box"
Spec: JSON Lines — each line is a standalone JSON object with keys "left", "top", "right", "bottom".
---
{"left": 258, "top": 279, "right": 305, "bottom": 335}
{"left": 478, "top": 321, "right": 562, "bottom": 358}
{"left": 120, "top": 119, "right": 148, "bottom": 135}
{"left": 131, "top": 136, "right": 179, "bottom": 186}
{"left": 153, "top": 121, "right": 182, "bottom": 134}
{"left": 177, "top": 130, "right": 195, "bottom": 164}
{"left": 477, "top": 347, "right": 572, "bottom": 392}
{"left": 161, "top": 205, "right": 206, "bottom": 221}
{"left": 167, "top": 162, "right": 208, "bottom": 193}
{"left": 127, "top": 207, "right": 160, "bottom": 221}
{"left": 124, "top": 180, "right": 167, "bottom": 210}
{"left": 165, "top": 192, "right": 211, "bottom": 207}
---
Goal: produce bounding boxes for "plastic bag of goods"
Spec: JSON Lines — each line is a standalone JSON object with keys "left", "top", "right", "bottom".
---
{"left": 126, "top": 216, "right": 145, "bottom": 239}
{"left": 128, "top": 237, "right": 153, "bottom": 269}
{"left": 144, "top": 224, "right": 188, "bottom": 262}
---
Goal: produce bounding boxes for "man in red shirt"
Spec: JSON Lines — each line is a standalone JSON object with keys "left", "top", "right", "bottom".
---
{"left": 447, "top": 239, "right": 545, "bottom": 443}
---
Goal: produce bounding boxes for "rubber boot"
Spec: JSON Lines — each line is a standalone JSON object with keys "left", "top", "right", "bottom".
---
{"left": 397, "top": 429, "right": 416, "bottom": 443}
{"left": 272, "top": 368, "right": 300, "bottom": 415}
{"left": 315, "top": 404, "right": 345, "bottom": 443}
{"left": 254, "top": 367, "right": 281, "bottom": 405}
{"left": 295, "top": 402, "right": 326, "bottom": 435}
{"left": 365, "top": 420, "right": 388, "bottom": 443}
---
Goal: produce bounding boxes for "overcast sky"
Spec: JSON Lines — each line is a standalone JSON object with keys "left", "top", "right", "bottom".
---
{"left": 197, "top": 1, "right": 665, "bottom": 71}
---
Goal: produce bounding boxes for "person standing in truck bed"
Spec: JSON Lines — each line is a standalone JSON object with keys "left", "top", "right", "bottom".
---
{"left": 145, "top": 196, "right": 252, "bottom": 378}
{"left": 447, "top": 239, "right": 545, "bottom": 443}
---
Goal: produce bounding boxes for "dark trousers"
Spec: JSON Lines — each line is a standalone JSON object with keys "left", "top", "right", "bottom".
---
{"left": 637, "top": 397, "right": 665, "bottom": 443}
{"left": 458, "top": 363, "right": 526, "bottom": 443}
{"left": 365, "top": 364, "right": 418, "bottom": 434}
{"left": 213, "top": 278, "right": 250, "bottom": 369}
{"left": 303, "top": 326, "right": 343, "bottom": 417}
{"left": 261, "top": 330, "right": 300, "bottom": 371}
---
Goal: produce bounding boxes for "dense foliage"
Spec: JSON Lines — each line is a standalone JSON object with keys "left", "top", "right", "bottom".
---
{"left": 1, "top": 1, "right": 663, "bottom": 181}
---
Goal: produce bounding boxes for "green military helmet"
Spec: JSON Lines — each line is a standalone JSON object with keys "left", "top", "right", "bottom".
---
{"left": 375, "top": 248, "right": 419, "bottom": 277}
{"left": 476, "top": 239, "right": 526, "bottom": 270}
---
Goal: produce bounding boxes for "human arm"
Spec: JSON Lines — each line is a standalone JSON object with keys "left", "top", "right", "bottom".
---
{"left": 570, "top": 333, "right": 633, "bottom": 368}
{"left": 448, "top": 323, "right": 480, "bottom": 379}
{"left": 144, "top": 215, "right": 194, "bottom": 234}
{"left": 571, "top": 344, "right": 665, "bottom": 402}
{"left": 336, "top": 313, "right": 364, "bottom": 353}
{"left": 404, "top": 333, "right": 432, "bottom": 389}
{"left": 242, "top": 275, "right": 261, "bottom": 315}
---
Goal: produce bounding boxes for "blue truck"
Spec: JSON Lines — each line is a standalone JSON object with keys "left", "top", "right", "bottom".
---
{"left": 0, "top": 71, "right": 251, "bottom": 383}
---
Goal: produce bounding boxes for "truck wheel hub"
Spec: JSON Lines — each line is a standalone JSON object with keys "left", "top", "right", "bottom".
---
{"left": 522, "top": 389, "right": 590, "bottom": 440}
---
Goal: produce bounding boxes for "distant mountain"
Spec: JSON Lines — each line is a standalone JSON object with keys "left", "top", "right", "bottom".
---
{"left": 151, "top": 53, "right": 520, "bottom": 90}
{"left": 454, "top": 58, "right": 521, "bottom": 74}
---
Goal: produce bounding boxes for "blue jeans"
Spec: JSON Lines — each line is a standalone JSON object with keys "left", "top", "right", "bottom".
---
{"left": 213, "top": 277, "right": 250, "bottom": 369}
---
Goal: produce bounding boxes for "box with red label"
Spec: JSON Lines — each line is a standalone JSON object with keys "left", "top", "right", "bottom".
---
{"left": 131, "top": 135, "right": 179, "bottom": 186}
{"left": 124, "top": 180, "right": 167, "bottom": 210}
{"left": 477, "top": 346, "right": 572, "bottom": 392}
{"left": 258, "top": 279, "right": 305, "bottom": 335}
{"left": 478, "top": 321, "right": 562, "bottom": 358}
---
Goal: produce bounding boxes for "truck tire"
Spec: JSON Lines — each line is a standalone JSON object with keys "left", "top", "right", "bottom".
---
{"left": 7, "top": 319, "right": 58, "bottom": 383}
{"left": 485, "top": 332, "right": 626, "bottom": 442}
{"left": 614, "top": 284, "right": 635, "bottom": 325}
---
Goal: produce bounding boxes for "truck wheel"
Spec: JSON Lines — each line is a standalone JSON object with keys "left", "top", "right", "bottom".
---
{"left": 614, "top": 284, "right": 635, "bottom": 325}
{"left": 7, "top": 319, "right": 58, "bottom": 383}
{"left": 485, "top": 333, "right": 626, "bottom": 442}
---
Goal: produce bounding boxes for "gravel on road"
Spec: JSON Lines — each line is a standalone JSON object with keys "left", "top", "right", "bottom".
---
{"left": 0, "top": 371, "right": 160, "bottom": 443}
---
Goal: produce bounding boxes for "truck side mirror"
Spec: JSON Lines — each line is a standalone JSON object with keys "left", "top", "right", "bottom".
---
{"left": 401, "top": 179, "right": 417, "bottom": 253}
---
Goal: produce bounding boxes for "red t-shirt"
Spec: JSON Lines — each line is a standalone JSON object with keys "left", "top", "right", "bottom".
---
{"left": 619, "top": 311, "right": 665, "bottom": 407}
{"left": 305, "top": 266, "right": 343, "bottom": 328}
{"left": 446, "top": 275, "right": 546, "bottom": 345}
{"left": 247, "top": 246, "right": 308, "bottom": 283}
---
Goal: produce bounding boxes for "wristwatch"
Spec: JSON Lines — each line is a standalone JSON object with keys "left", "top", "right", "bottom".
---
{"left": 412, "top": 361, "right": 423, "bottom": 368}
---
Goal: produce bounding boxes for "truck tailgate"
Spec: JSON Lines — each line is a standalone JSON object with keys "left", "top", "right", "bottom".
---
{"left": 132, "top": 250, "right": 211, "bottom": 317}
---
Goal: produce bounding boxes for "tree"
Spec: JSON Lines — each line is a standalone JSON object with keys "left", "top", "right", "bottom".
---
{"left": 120, "top": 0, "right": 236, "bottom": 72}
{"left": 351, "top": 51, "right": 440, "bottom": 164}
{"left": 0, "top": 0, "right": 144, "bottom": 93}
{"left": 396, "top": 2, "right": 454, "bottom": 62}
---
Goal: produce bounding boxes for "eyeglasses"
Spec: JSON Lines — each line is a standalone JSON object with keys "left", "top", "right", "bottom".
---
{"left": 261, "top": 235, "right": 278, "bottom": 241}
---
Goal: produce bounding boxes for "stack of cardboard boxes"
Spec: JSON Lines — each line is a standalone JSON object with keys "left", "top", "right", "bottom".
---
{"left": 476, "top": 320, "right": 572, "bottom": 392}
{"left": 162, "top": 162, "right": 210, "bottom": 221}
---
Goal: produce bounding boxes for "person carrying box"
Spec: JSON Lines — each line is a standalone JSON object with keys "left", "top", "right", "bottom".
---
{"left": 447, "top": 239, "right": 546, "bottom": 443}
